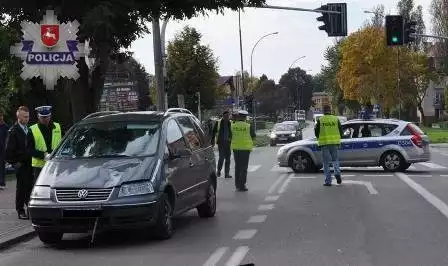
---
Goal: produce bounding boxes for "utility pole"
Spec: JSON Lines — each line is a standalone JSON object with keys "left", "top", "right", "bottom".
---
{"left": 397, "top": 47, "right": 401, "bottom": 119}
{"left": 152, "top": 18, "right": 165, "bottom": 111}
{"left": 238, "top": 8, "right": 244, "bottom": 109}
{"left": 161, "top": 19, "right": 169, "bottom": 110}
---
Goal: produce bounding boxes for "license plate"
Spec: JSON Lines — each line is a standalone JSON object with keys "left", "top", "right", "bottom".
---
{"left": 279, "top": 137, "right": 287, "bottom": 141}
{"left": 63, "top": 209, "right": 102, "bottom": 218}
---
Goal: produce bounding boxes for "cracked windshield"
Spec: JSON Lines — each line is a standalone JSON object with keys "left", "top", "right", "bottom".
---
{"left": 1, "top": 0, "right": 448, "bottom": 265}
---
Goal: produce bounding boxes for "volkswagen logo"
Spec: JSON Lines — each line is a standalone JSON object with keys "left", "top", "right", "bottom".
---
{"left": 77, "top": 189, "right": 89, "bottom": 199}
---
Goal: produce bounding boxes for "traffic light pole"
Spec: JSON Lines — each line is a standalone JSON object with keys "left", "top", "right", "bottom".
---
{"left": 397, "top": 47, "right": 401, "bottom": 120}
{"left": 255, "top": 5, "right": 341, "bottom": 14}
{"left": 413, "top": 33, "right": 448, "bottom": 40}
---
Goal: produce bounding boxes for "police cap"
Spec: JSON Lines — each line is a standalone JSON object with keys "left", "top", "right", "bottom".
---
{"left": 35, "top": 106, "right": 52, "bottom": 117}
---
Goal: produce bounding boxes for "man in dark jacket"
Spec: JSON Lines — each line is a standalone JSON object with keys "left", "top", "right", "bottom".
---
{"left": 0, "top": 112, "right": 9, "bottom": 189}
{"left": 212, "top": 110, "right": 232, "bottom": 178}
{"left": 5, "top": 106, "right": 34, "bottom": 219}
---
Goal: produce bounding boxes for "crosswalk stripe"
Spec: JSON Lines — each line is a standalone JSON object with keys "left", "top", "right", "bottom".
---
{"left": 418, "top": 162, "right": 446, "bottom": 169}
{"left": 248, "top": 165, "right": 261, "bottom": 172}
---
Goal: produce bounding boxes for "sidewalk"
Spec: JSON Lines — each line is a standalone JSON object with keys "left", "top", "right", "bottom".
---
{"left": 0, "top": 178, "right": 35, "bottom": 250}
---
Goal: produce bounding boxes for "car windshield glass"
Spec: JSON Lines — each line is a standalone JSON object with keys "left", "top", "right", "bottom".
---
{"left": 55, "top": 121, "right": 160, "bottom": 158}
{"left": 274, "top": 124, "right": 296, "bottom": 131}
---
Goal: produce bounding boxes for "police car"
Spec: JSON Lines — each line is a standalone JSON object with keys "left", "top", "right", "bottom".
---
{"left": 277, "top": 119, "right": 431, "bottom": 173}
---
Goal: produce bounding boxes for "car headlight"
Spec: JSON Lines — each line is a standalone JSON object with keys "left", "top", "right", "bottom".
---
{"left": 31, "top": 186, "right": 51, "bottom": 199}
{"left": 118, "top": 181, "right": 154, "bottom": 197}
{"left": 270, "top": 133, "right": 276, "bottom": 138}
{"left": 291, "top": 133, "right": 296, "bottom": 137}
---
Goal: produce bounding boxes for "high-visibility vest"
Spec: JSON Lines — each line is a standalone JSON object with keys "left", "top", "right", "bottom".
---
{"left": 231, "top": 121, "right": 253, "bottom": 151}
{"left": 30, "top": 122, "right": 62, "bottom": 168}
{"left": 317, "top": 115, "right": 341, "bottom": 146}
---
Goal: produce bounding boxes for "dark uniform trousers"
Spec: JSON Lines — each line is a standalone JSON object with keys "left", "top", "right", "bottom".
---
{"left": 233, "top": 150, "right": 251, "bottom": 188}
{"left": 16, "top": 163, "right": 34, "bottom": 212}
{"left": 217, "top": 141, "right": 231, "bottom": 176}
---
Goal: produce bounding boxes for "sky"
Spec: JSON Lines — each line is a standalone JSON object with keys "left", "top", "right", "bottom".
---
{"left": 130, "top": 0, "right": 433, "bottom": 83}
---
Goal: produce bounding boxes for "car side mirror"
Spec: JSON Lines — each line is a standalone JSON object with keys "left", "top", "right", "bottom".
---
{"left": 44, "top": 153, "right": 51, "bottom": 161}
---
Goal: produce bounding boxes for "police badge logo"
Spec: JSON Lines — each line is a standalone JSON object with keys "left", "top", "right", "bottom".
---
{"left": 10, "top": 10, "right": 90, "bottom": 90}
{"left": 41, "top": 25, "right": 59, "bottom": 47}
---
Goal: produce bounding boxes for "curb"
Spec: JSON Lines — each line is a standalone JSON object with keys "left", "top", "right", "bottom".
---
{"left": 0, "top": 224, "right": 36, "bottom": 250}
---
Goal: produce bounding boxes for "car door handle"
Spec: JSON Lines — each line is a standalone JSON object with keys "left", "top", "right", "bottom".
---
{"left": 362, "top": 143, "right": 368, "bottom": 148}
{"left": 189, "top": 161, "right": 195, "bottom": 167}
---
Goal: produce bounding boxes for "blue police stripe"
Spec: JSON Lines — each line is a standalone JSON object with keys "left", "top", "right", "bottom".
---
{"left": 307, "top": 139, "right": 414, "bottom": 151}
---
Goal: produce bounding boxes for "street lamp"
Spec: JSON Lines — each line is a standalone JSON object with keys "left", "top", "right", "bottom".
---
{"left": 250, "top": 32, "right": 279, "bottom": 78}
{"left": 289, "top": 56, "right": 306, "bottom": 70}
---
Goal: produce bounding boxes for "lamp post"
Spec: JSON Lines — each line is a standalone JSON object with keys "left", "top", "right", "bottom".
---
{"left": 288, "top": 56, "right": 306, "bottom": 110}
{"left": 288, "top": 56, "right": 306, "bottom": 70}
{"left": 250, "top": 32, "right": 279, "bottom": 78}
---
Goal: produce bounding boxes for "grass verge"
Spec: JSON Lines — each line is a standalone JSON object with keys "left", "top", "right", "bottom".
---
{"left": 423, "top": 127, "right": 448, "bottom": 144}
{"left": 255, "top": 135, "right": 270, "bottom": 147}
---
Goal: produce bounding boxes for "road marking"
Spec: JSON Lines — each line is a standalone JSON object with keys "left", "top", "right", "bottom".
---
{"left": 233, "top": 229, "right": 257, "bottom": 240}
{"left": 396, "top": 172, "right": 448, "bottom": 219}
{"left": 248, "top": 165, "right": 261, "bottom": 172}
{"left": 408, "top": 165, "right": 417, "bottom": 170}
{"left": 203, "top": 247, "right": 228, "bottom": 266}
{"left": 225, "top": 246, "right": 250, "bottom": 266}
{"left": 265, "top": 195, "right": 280, "bottom": 201}
{"left": 343, "top": 180, "right": 378, "bottom": 195}
{"left": 247, "top": 215, "right": 267, "bottom": 223}
{"left": 341, "top": 174, "right": 356, "bottom": 177}
{"left": 441, "top": 175, "right": 448, "bottom": 177}
{"left": 258, "top": 204, "right": 275, "bottom": 211}
{"left": 278, "top": 175, "right": 292, "bottom": 194}
{"left": 270, "top": 165, "right": 291, "bottom": 173}
{"left": 418, "top": 162, "right": 447, "bottom": 169}
{"left": 268, "top": 174, "right": 286, "bottom": 194}
{"left": 363, "top": 174, "right": 393, "bottom": 177}
{"left": 290, "top": 175, "right": 316, "bottom": 179}
{"left": 408, "top": 175, "right": 433, "bottom": 178}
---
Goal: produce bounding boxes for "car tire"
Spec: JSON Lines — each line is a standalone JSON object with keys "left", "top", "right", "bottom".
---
{"left": 197, "top": 182, "right": 216, "bottom": 218}
{"left": 154, "top": 193, "right": 174, "bottom": 240}
{"left": 290, "top": 151, "right": 317, "bottom": 173}
{"left": 381, "top": 151, "right": 406, "bottom": 172}
{"left": 37, "top": 230, "right": 63, "bottom": 245}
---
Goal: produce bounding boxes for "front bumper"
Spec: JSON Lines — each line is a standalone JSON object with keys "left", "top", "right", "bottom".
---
{"left": 29, "top": 193, "right": 162, "bottom": 233}
{"left": 277, "top": 151, "right": 289, "bottom": 167}
{"left": 271, "top": 136, "right": 300, "bottom": 144}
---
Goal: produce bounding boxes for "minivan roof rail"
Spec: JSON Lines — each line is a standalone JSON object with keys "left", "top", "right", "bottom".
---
{"left": 164, "top": 108, "right": 193, "bottom": 116}
{"left": 82, "top": 111, "right": 120, "bottom": 120}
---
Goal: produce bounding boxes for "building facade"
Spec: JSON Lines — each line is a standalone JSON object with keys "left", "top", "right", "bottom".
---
{"left": 312, "top": 92, "right": 332, "bottom": 114}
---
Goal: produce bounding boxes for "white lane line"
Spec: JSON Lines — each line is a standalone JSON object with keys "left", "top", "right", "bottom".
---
{"left": 233, "top": 229, "right": 257, "bottom": 240}
{"left": 247, "top": 215, "right": 267, "bottom": 223}
{"left": 408, "top": 165, "right": 417, "bottom": 170}
{"left": 258, "top": 204, "right": 275, "bottom": 211}
{"left": 341, "top": 174, "right": 356, "bottom": 177}
{"left": 290, "top": 176, "right": 316, "bottom": 179}
{"left": 225, "top": 246, "right": 250, "bottom": 266}
{"left": 278, "top": 175, "right": 292, "bottom": 194}
{"left": 343, "top": 180, "right": 379, "bottom": 195}
{"left": 441, "top": 175, "right": 448, "bottom": 177}
{"left": 407, "top": 175, "right": 433, "bottom": 178}
{"left": 396, "top": 172, "right": 448, "bottom": 219}
{"left": 248, "top": 165, "right": 261, "bottom": 172}
{"left": 363, "top": 174, "right": 394, "bottom": 177}
{"left": 203, "top": 247, "right": 228, "bottom": 266}
{"left": 265, "top": 195, "right": 280, "bottom": 202}
{"left": 418, "top": 162, "right": 447, "bottom": 169}
{"left": 268, "top": 174, "right": 286, "bottom": 194}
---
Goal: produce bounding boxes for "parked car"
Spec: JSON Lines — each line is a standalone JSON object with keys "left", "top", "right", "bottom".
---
{"left": 270, "top": 123, "right": 303, "bottom": 146}
{"left": 29, "top": 109, "right": 217, "bottom": 244}
{"left": 277, "top": 118, "right": 430, "bottom": 173}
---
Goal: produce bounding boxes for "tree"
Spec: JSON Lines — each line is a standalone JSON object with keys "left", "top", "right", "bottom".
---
{"left": 279, "top": 67, "right": 313, "bottom": 112}
{"left": 367, "top": 5, "right": 385, "bottom": 28}
{"left": 397, "top": 0, "right": 426, "bottom": 51}
{"left": 255, "top": 78, "right": 288, "bottom": 116}
{"left": 431, "top": 0, "right": 448, "bottom": 74}
{"left": 1, "top": 0, "right": 266, "bottom": 122}
{"left": 166, "top": 26, "right": 219, "bottom": 112}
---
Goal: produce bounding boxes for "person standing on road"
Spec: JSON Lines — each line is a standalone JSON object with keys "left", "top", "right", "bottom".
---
{"left": 0, "top": 112, "right": 9, "bottom": 189}
{"left": 29, "top": 106, "right": 62, "bottom": 180}
{"left": 212, "top": 110, "right": 233, "bottom": 178}
{"left": 5, "top": 106, "right": 33, "bottom": 219}
{"left": 314, "top": 105, "right": 344, "bottom": 186}
{"left": 231, "top": 110, "right": 256, "bottom": 191}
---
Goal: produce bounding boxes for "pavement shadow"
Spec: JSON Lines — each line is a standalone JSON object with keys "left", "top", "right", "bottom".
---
{"left": 48, "top": 210, "right": 204, "bottom": 251}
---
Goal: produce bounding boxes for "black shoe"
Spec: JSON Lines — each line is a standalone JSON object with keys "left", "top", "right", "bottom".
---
{"left": 225, "top": 175, "right": 232, "bottom": 179}
{"left": 217, "top": 172, "right": 221, "bottom": 177}
{"left": 237, "top": 186, "right": 248, "bottom": 192}
{"left": 323, "top": 183, "right": 332, "bottom": 187}
{"left": 18, "top": 211, "right": 29, "bottom": 220}
{"left": 335, "top": 175, "right": 342, "bottom": 184}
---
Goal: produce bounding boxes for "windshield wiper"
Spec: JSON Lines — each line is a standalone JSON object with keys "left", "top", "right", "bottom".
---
{"left": 89, "top": 154, "right": 130, "bottom": 158}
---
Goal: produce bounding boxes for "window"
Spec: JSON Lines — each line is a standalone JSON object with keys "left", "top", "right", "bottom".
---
{"left": 356, "top": 123, "right": 398, "bottom": 138}
{"left": 189, "top": 117, "right": 209, "bottom": 148}
{"left": 341, "top": 124, "right": 360, "bottom": 139}
{"left": 166, "top": 119, "right": 189, "bottom": 155}
{"left": 176, "top": 116, "right": 202, "bottom": 151}
{"left": 55, "top": 121, "right": 160, "bottom": 158}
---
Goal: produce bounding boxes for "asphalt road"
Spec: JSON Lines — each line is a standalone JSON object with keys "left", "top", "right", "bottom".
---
{"left": 3, "top": 138, "right": 448, "bottom": 265}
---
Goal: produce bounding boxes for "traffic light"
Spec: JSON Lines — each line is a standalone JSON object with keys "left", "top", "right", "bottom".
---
{"left": 404, "top": 20, "right": 417, "bottom": 44}
{"left": 316, "top": 3, "right": 347, "bottom": 37}
{"left": 385, "top": 15, "right": 404, "bottom": 46}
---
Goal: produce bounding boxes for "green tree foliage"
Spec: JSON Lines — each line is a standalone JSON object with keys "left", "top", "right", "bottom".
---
{"left": 431, "top": 0, "right": 448, "bottom": 74}
{"left": 255, "top": 78, "right": 288, "bottom": 116}
{"left": 0, "top": 0, "right": 266, "bottom": 122}
{"left": 166, "top": 26, "right": 219, "bottom": 112}
{"left": 397, "top": 0, "right": 426, "bottom": 51}
{"left": 279, "top": 67, "right": 313, "bottom": 111}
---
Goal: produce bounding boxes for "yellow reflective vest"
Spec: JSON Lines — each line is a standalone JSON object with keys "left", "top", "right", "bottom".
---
{"left": 317, "top": 115, "right": 341, "bottom": 146}
{"left": 30, "top": 122, "right": 62, "bottom": 168}
{"left": 231, "top": 121, "right": 253, "bottom": 151}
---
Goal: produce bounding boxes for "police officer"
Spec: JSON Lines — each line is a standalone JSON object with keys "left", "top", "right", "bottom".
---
{"left": 212, "top": 110, "right": 232, "bottom": 178}
{"left": 231, "top": 110, "right": 256, "bottom": 191}
{"left": 29, "top": 106, "right": 62, "bottom": 179}
{"left": 5, "top": 106, "right": 33, "bottom": 219}
{"left": 314, "top": 105, "right": 344, "bottom": 186}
